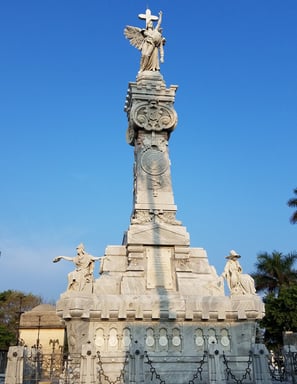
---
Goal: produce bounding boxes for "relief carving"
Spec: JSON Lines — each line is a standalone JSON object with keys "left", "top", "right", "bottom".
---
{"left": 131, "top": 210, "right": 153, "bottom": 224}
{"left": 131, "top": 210, "right": 180, "bottom": 225}
{"left": 141, "top": 147, "right": 169, "bottom": 176}
{"left": 131, "top": 100, "right": 177, "bottom": 132}
{"left": 176, "top": 257, "right": 191, "bottom": 271}
{"left": 158, "top": 211, "right": 181, "bottom": 225}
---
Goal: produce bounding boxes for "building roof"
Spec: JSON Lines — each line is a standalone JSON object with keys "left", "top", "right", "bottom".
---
{"left": 20, "top": 304, "right": 65, "bottom": 329}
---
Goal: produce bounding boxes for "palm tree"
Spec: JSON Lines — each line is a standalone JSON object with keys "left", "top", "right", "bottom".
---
{"left": 288, "top": 188, "right": 297, "bottom": 224}
{"left": 252, "top": 251, "right": 297, "bottom": 296}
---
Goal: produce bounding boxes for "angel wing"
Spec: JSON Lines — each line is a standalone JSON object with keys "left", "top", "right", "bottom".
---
{"left": 124, "top": 26, "right": 144, "bottom": 50}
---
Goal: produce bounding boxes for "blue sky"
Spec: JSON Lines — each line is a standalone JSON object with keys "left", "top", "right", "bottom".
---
{"left": 0, "top": 1, "right": 296, "bottom": 302}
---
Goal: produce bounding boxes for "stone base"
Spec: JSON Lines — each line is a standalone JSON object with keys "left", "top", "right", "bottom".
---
{"left": 57, "top": 292, "right": 264, "bottom": 324}
{"left": 55, "top": 242, "right": 268, "bottom": 383}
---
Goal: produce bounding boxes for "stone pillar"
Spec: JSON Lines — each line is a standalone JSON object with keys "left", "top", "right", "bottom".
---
{"left": 252, "top": 344, "right": 271, "bottom": 383}
{"left": 208, "top": 343, "right": 226, "bottom": 383}
{"left": 4, "top": 347, "right": 24, "bottom": 384}
{"left": 80, "top": 343, "right": 97, "bottom": 384}
{"left": 124, "top": 72, "right": 182, "bottom": 231}
{"left": 128, "top": 342, "right": 144, "bottom": 384}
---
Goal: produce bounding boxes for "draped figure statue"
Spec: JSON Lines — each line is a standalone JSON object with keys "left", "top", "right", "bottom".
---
{"left": 124, "top": 9, "right": 165, "bottom": 72}
{"left": 53, "top": 243, "right": 100, "bottom": 292}
{"left": 221, "top": 250, "right": 256, "bottom": 295}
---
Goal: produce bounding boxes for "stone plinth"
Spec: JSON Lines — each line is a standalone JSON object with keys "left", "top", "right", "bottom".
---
{"left": 56, "top": 242, "right": 266, "bottom": 383}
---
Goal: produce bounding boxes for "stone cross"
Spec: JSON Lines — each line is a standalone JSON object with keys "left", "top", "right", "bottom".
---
{"left": 138, "top": 8, "right": 158, "bottom": 27}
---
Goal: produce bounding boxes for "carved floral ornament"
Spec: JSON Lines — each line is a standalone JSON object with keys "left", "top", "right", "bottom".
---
{"left": 131, "top": 100, "right": 177, "bottom": 132}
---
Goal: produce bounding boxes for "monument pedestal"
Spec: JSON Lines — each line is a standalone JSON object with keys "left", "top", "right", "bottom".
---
{"left": 56, "top": 241, "right": 267, "bottom": 383}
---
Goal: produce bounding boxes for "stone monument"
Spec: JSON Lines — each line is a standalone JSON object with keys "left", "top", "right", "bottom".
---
{"left": 53, "top": 9, "right": 270, "bottom": 384}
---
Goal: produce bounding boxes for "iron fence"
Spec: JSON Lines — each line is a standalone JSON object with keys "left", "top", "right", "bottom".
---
{"left": 269, "top": 349, "right": 297, "bottom": 383}
{"left": 0, "top": 351, "right": 7, "bottom": 375}
{"left": 23, "top": 349, "right": 81, "bottom": 384}
{"left": 14, "top": 347, "right": 297, "bottom": 384}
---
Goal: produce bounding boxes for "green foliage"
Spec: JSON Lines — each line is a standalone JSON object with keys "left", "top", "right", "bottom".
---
{"left": 0, "top": 290, "right": 42, "bottom": 349}
{"left": 261, "top": 286, "right": 297, "bottom": 350}
{"left": 288, "top": 188, "right": 297, "bottom": 224}
{"left": 0, "top": 324, "right": 15, "bottom": 349}
{"left": 252, "top": 251, "right": 297, "bottom": 350}
{"left": 252, "top": 251, "right": 297, "bottom": 296}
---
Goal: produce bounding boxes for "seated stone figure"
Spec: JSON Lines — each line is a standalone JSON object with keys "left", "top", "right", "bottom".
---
{"left": 221, "top": 250, "right": 256, "bottom": 295}
{"left": 53, "top": 243, "right": 100, "bottom": 292}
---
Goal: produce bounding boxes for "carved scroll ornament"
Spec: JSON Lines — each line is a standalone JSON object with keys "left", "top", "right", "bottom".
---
{"left": 130, "top": 100, "right": 177, "bottom": 132}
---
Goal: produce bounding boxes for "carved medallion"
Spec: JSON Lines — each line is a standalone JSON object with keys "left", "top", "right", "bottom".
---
{"left": 195, "top": 336, "right": 204, "bottom": 347}
{"left": 159, "top": 336, "right": 168, "bottom": 346}
{"left": 141, "top": 148, "right": 168, "bottom": 176}
{"left": 172, "top": 336, "right": 181, "bottom": 347}
{"left": 95, "top": 336, "right": 104, "bottom": 348}
{"left": 146, "top": 336, "right": 155, "bottom": 347}
{"left": 108, "top": 336, "right": 118, "bottom": 347}
{"left": 221, "top": 336, "right": 230, "bottom": 347}
{"left": 122, "top": 336, "right": 131, "bottom": 347}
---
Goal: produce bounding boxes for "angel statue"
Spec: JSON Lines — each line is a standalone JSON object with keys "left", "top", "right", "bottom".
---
{"left": 124, "top": 9, "right": 165, "bottom": 73}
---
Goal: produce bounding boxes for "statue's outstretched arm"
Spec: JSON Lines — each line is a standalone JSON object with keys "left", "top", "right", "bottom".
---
{"left": 156, "top": 11, "right": 162, "bottom": 30}
{"left": 90, "top": 256, "right": 101, "bottom": 261}
{"left": 53, "top": 256, "right": 73, "bottom": 263}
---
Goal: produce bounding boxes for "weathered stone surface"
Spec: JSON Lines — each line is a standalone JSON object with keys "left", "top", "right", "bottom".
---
{"left": 57, "top": 291, "right": 264, "bottom": 323}
{"left": 125, "top": 223, "right": 190, "bottom": 246}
